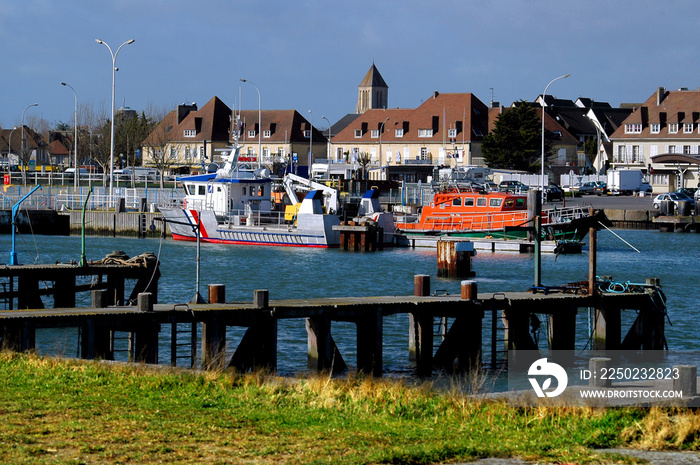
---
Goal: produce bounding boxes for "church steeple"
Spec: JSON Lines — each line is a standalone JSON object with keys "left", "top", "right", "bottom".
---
{"left": 355, "top": 63, "right": 388, "bottom": 114}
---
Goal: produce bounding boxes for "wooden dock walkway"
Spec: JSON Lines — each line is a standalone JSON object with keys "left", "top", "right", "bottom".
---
{"left": 0, "top": 274, "right": 666, "bottom": 377}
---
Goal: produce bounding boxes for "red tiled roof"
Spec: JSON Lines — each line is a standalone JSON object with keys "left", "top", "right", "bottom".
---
{"left": 612, "top": 88, "right": 700, "bottom": 139}
{"left": 332, "top": 92, "right": 489, "bottom": 143}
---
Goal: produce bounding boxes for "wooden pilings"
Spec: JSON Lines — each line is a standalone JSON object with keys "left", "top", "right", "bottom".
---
{"left": 334, "top": 222, "right": 384, "bottom": 251}
{"left": 0, "top": 274, "right": 668, "bottom": 377}
{"left": 437, "top": 239, "right": 476, "bottom": 278}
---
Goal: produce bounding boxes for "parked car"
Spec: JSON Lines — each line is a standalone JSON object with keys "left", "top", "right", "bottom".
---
{"left": 578, "top": 181, "right": 597, "bottom": 195}
{"left": 544, "top": 184, "right": 563, "bottom": 201}
{"left": 675, "top": 187, "right": 697, "bottom": 198}
{"left": 498, "top": 180, "right": 528, "bottom": 193}
{"left": 653, "top": 192, "right": 695, "bottom": 211}
{"left": 594, "top": 182, "right": 608, "bottom": 196}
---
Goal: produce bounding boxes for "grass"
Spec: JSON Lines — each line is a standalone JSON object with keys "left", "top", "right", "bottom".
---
{"left": 0, "top": 351, "right": 699, "bottom": 464}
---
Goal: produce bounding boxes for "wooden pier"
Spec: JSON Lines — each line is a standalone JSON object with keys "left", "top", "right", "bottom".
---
{"left": 0, "top": 272, "right": 666, "bottom": 376}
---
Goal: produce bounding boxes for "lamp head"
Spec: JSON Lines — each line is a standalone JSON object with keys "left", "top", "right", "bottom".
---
{"left": 240, "top": 78, "right": 247, "bottom": 82}
{"left": 61, "top": 82, "right": 67, "bottom": 86}
{"left": 126, "top": 39, "right": 135, "bottom": 44}
{"left": 95, "top": 38, "right": 104, "bottom": 44}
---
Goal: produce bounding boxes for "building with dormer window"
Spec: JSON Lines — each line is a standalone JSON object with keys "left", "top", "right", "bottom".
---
{"left": 610, "top": 87, "right": 700, "bottom": 191}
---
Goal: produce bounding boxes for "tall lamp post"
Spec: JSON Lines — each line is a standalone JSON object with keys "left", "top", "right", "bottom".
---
{"left": 7, "top": 126, "right": 17, "bottom": 171}
{"left": 540, "top": 73, "right": 570, "bottom": 201}
{"left": 240, "top": 79, "right": 261, "bottom": 169}
{"left": 322, "top": 116, "right": 331, "bottom": 162}
{"left": 61, "top": 82, "right": 79, "bottom": 188}
{"left": 21, "top": 103, "right": 38, "bottom": 183}
{"left": 95, "top": 38, "right": 135, "bottom": 200}
{"left": 308, "top": 110, "right": 314, "bottom": 177}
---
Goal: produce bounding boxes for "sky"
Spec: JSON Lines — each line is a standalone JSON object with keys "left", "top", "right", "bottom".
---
{"left": 2, "top": 0, "right": 700, "bottom": 130}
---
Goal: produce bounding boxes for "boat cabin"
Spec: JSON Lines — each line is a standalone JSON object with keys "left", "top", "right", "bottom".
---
{"left": 182, "top": 174, "right": 272, "bottom": 218}
{"left": 432, "top": 191, "right": 527, "bottom": 212}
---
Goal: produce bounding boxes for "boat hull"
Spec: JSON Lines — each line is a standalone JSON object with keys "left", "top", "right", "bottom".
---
{"left": 160, "top": 207, "right": 340, "bottom": 248}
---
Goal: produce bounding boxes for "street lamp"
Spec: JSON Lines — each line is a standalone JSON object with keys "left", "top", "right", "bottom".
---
{"left": 95, "top": 38, "right": 135, "bottom": 200}
{"left": 7, "top": 126, "right": 17, "bottom": 171}
{"left": 379, "top": 117, "right": 389, "bottom": 174}
{"left": 308, "top": 110, "right": 313, "bottom": 177}
{"left": 322, "top": 116, "right": 331, "bottom": 162}
{"left": 61, "top": 82, "right": 78, "bottom": 188}
{"left": 240, "top": 79, "right": 261, "bottom": 169}
{"left": 540, "top": 73, "right": 570, "bottom": 201}
{"left": 21, "top": 103, "right": 38, "bottom": 182}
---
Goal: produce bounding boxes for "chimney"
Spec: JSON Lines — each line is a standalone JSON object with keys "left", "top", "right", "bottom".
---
{"left": 433, "top": 91, "right": 439, "bottom": 99}
{"left": 657, "top": 87, "right": 665, "bottom": 106}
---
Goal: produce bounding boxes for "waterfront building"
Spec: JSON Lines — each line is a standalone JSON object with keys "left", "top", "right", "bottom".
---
{"left": 331, "top": 91, "right": 490, "bottom": 181}
{"left": 611, "top": 87, "right": 700, "bottom": 191}
{"left": 141, "top": 97, "right": 325, "bottom": 177}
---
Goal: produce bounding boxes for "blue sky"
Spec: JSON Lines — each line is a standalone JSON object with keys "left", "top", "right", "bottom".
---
{"left": 2, "top": 0, "right": 700, "bottom": 130}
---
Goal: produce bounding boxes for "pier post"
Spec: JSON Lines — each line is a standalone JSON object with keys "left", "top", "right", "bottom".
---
{"left": 306, "top": 312, "right": 332, "bottom": 371}
{"left": 593, "top": 305, "right": 621, "bottom": 350}
{"left": 434, "top": 282, "right": 483, "bottom": 372}
{"left": 356, "top": 308, "right": 383, "bottom": 376}
{"left": 92, "top": 289, "right": 107, "bottom": 308}
{"left": 54, "top": 274, "right": 76, "bottom": 308}
{"left": 409, "top": 274, "right": 433, "bottom": 376}
{"left": 133, "top": 320, "right": 159, "bottom": 364}
{"left": 201, "top": 315, "right": 227, "bottom": 369}
{"left": 209, "top": 284, "right": 226, "bottom": 304}
{"left": 588, "top": 210, "right": 597, "bottom": 296}
{"left": 674, "top": 365, "right": 697, "bottom": 397}
{"left": 229, "top": 290, "right": 278, "bottom": 372}
{"left": 137, "top": 292, "right": 153, "bottom": 312}
{"left": 437, "top": 239, "right": 476, "bottom": 278}
{"left": 548, "top": 306, "right": 577, "bottom": 351}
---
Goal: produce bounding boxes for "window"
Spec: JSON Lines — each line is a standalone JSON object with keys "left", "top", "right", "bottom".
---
{"left": 395, "top": 128, "right": 404, "bottom": 137}
{"left": 418, "top": 129, "right": 433, "bottom": 137}
{"left": 684, "top": 123, "right": 694, "bottom": 133}
{"left": 476, "top": 197, "right": 487, "bottom": 207}
{"left": 489, "top": 198, "right": 503, "bottom": 207}
{"left": 354, "top": 129, "right": 362, "bottom": 138}
{"left": 464, "top": 197, "right": 474, "bottom": 206}
{"left": 419, "top": 147, "right": 429, "bottom": 159}
{"left": 452, "top": 197, "right": 462, "bottom": 206}
{"left": 304, "top": 130, "right": 311, "bottom": 138}
{"left": 625, "top": 124, "right": 642, "bottom": 134}
{"left": 248, "top": 130, "right": 256, "bottom": 138}
{"left": 263, "top": 130, "right": 271, "bottom": 138}
{"left": 183, "top": 129, "right": 196, "bottom": 137}
{"left": 371, "top": 129, "right": 379, "bottom": 138}
{"left": 448, "top": 128, "right": 457, "bottom": 138}
{"left": 668, "top": 123, "right": 679, "bottom": 134}
{"left": 684, "top": 145, "right": 692, "bottom": 154}
{"left": 650, "top": 123, "right": 660, "bottom": 134}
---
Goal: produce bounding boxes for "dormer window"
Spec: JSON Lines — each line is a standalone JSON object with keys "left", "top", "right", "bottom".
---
{"left": 371, "top": 129, "right": 379, "bottom": 138}
{"left": 448, "top": 128, "right": 457, "bottom": 138}
{"left": 395, "top": 128, "right": 404, "bottom": 137}
{"left": 304, "top": 130, "right": 311, "bottom": 138}
{"left": 263, "top": 130, "right": 271, "bottom": 138}
{"left": 668, "top": 123, "right": 679, "bottom": 134}
{"left": 684, "top": 123, "right": 694, "bottom": 133}
{"left": 650, "top": 123, "right": 660, "bottom": 134}
{"left": 248, "top": 130, "right": 256, "bottom": 138}
{"left": 183, "top": 129, "right": 196, "bottom": 137}
{"left": 418, "top": 129, "right": 433, "bottom": 138}
{"left": 624, "top": 124, "right": 642, "bottom": 134}
{"left": 354, "top": 129, "right": 362, "bottom": 138}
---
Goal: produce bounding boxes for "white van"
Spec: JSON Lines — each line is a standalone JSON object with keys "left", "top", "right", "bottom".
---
{"left": 119, "top": 167, "right": 159, "bottom": 182}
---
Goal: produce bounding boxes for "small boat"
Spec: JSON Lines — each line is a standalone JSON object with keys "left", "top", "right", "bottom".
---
{"left": 159, "top": 126, "right": 341, "bottom": 248}
{"left": 395, "top": 187, "right": 605, "bottom": 241}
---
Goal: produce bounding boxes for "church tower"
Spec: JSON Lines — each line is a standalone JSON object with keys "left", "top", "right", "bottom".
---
{"left": 355, "top": 63, "right": 388, "bottom": 114}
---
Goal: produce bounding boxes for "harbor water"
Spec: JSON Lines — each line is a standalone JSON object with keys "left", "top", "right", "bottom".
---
{"left": 1, "top": 229, "right": 698, "bottom": 376}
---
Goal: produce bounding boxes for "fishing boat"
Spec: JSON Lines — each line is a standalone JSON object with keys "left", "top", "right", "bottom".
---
{"left": 158, "top": 127, "right": 341, "bottom": 248}
{"left": 394, "top": 187, "right": 606, "bottom": 241}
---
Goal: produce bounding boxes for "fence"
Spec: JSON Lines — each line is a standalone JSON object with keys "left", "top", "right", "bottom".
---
{"left": 0, "top": 185, "right": 183, "bottom": 212}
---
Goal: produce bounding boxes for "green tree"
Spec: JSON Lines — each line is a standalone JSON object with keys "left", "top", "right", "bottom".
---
{"left": 482, "top": 101, "right": 551, "bottom": 172}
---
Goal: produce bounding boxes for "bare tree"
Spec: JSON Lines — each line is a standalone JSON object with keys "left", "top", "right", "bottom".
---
{"left": 142, "top": 105, "right": 178, "bottom": 188}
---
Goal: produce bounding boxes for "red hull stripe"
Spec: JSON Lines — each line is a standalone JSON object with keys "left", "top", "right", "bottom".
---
{"left": 170, "top": 233, "right": 335, "bottom": 248}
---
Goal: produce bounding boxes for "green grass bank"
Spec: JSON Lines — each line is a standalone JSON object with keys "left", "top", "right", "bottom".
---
{"left": 1, "top": 351, "right": 699, "bottom": 464}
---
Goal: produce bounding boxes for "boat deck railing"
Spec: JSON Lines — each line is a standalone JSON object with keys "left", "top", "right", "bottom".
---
{"left": 222, "top": 208, "right": 289, "bottom": 228}
{"left": 544, "top": 206, "right": 587, "bottom": 224}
